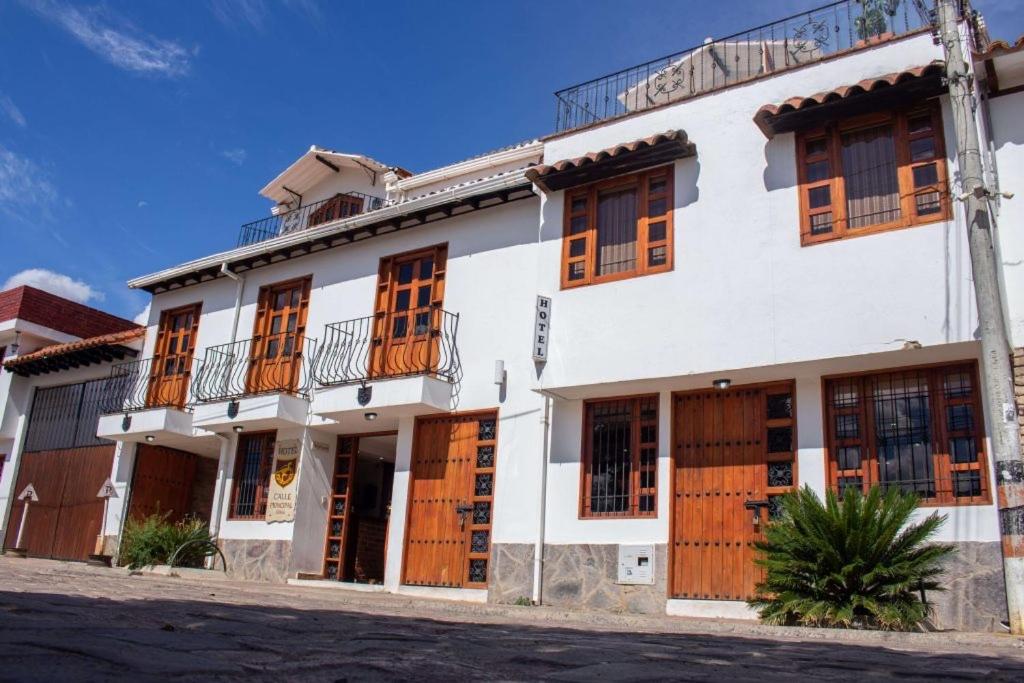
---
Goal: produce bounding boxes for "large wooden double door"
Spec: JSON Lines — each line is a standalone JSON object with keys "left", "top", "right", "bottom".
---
{"left": 403, "top": 412, "right": 497, "bottom": 589}
{"left": 671, "top": 382, "right": 796, "bottom": 601}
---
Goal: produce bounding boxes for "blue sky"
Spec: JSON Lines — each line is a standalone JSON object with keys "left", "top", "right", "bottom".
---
{"left": 0, "top": 0, "right": 1021, "bottom": 320}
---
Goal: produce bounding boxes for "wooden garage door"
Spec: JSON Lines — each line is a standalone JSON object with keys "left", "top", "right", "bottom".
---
{"left": 4, "top": 446, "right": 115, "bottom": 561}
{"left": 128, "top": 445, "right": 198, "bottom": 523}
{"left": 403, "top": 412, "right": 497, "bottom": 589}
{"left": 671, "top": 382, "right": 796, "bottom": 601}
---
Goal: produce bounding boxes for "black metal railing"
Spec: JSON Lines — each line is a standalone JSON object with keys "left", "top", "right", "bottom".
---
{"left": 312, "top": 307, "right": 460, "bottom": 386}
{"left": 102, "top": 356, "right": 200, "bottom": 414}
{"left": 191, "top": 336, "right": 318, "bottom": 402}
{"left": 237, "top": 191, "right": 385, "bottom": 247}
{"left": 553, "top": 0, "right": 932, "bottom": 132}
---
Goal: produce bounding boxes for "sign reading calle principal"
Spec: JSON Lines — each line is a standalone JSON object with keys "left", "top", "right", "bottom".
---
{"left": 266, "top": 439, "right": 300, "bottom": 523}
{"left": 533, "top": 295, "right": 551, "bottom": 361}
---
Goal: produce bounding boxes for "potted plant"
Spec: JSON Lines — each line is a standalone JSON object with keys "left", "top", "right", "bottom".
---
{"left": 855, "top": 0, "right": 900, "bottom": 47}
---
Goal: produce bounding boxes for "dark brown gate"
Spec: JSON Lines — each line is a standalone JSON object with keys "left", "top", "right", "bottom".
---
{"left": 4, "top": 446, "right": 115, "bottom": 560}
{"left": 128, "top": 445, "right": 198, "bottom": 522}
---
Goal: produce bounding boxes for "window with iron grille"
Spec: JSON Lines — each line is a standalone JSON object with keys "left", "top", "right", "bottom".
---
{"left": 229, "top": 432, "right": 276, "bottom": 519}
{"left": 581, "top": 395, "right": 658, "bottom": 518}
{"left": 562, "top": 166, "right": 673, "bottom": 288}
{"left": 824, "top": 363, "right": 990, "bottom": 506}
{"left": 796, "top": 104, "right": 949, "bottom": 246}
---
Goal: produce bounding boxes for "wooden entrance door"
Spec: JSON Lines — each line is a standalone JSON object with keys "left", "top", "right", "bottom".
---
{"left": 3, "top": 446, "right": 116, "bottom": 561}
{"left": 128, "top": 445, "right": 198, "bottom": 523}
{"left": 372, "top": 245, "right": 446, "bottom": 379}
{"left": 403, "top": 412, "right": 497, "bottom": 589}
{"left": 671, "top": 383, "right": 796, "bottom": 601}
{"left": 147, "top": 303, "right": 201, "bottom": 408}
{"left": 248, "top": 277, "right": 311, "bottom": 394}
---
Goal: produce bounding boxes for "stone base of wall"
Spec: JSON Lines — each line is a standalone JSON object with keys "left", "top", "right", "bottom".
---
{"left": 492, "top": 541, "right": 1007, "bottom": 630}
{"left": 930, "top": 541, "right": 1008, "bottom": 632}
{"left": 219, "top": 539, "right": 292, "bottom": 583}
{"left": 490, "top": 543, "right": 667, "bottom": 614}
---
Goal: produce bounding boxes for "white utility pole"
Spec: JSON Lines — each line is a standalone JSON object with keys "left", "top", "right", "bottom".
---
{"left": 936, "top": 0, "right": 1024, "bottom": 635}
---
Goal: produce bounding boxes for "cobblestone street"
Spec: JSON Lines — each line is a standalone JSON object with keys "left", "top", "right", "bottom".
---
{"left": 1, "top": 557, "right": 1023, "bottom": 681}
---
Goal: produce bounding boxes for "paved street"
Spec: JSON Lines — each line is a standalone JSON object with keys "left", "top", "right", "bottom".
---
{"left": 1, "top": 557, "right": 1023, "bottom": 681}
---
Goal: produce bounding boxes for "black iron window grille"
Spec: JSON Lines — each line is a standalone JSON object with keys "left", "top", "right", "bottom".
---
{"left": 24, "top": 379, "right": 112, "bottom": 452}
{"left": 582, "top": 395, "right": 658, "bottom": 518}
{"left": 230, "top": 432, "right": 276, "bottom": 519}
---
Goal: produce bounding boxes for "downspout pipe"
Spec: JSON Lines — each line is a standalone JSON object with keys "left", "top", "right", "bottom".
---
{"left": 219, "top": 262, "right": 245, "bottom": 344}
{"left": 531, "top": 387, "right": 568, "bottom": 605}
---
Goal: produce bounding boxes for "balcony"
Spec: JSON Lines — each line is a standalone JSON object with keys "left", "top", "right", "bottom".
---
{"left": 237, "top": 191, "right": 385, "bottom": 248}
{"left": 552, "top": 0, "right": 932, "bottom": 133}
{"left": 190, "top": 335, "right": 318, "bottom": 432}
{"left": 310, "top": 307, "right": 461, "bottom": 429}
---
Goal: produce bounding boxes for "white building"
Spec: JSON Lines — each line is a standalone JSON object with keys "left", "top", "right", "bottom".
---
{"left": 4, "top": 1, "right": 1023, "bottom": 632}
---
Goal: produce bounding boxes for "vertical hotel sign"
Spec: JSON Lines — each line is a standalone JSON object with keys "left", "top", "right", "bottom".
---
{"left": 266, "top": 439, "right": 300, "bottom": 522}
{"left": 533, "top": 295, "right": 551, "bottom": 361}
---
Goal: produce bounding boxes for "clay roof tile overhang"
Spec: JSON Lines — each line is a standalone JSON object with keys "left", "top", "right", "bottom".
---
{"left": 974, "top": 36, "right": 1024, "bottom": 61}
{"left": 753, "top": 61, "right": 947, "bottom": 139}
{"left": 525, "top": 130, "right": 696, "bottom": 193}
{"left": 3, "top": 327, "right": 144, "bottom": 377}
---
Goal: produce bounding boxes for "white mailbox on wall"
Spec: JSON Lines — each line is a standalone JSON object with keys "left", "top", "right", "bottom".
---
{"left": 617, "top": 544, "right": 655, "bottom": 585}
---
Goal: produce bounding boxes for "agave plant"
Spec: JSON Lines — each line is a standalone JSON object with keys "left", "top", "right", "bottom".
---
{"left": 749, "top": 485, "right": 954, "bottom": 630}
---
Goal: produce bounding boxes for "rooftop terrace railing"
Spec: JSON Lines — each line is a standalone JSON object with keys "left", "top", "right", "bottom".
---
{"left": 237, "top": 191, "right": 385, "bottom": 248}
{"left": 552, "top": 0, "right": 933, "bottom": 133}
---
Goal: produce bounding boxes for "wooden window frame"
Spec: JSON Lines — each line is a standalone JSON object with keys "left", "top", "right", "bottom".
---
{"left": 579, "top": 394, "right": 659, "bottom": 519}
{"left": 228, "top": 430, "right": 277, "bottom": 520}
{"left": 147, "top": 302, "right": 202, "bottom": 409}
{"left": 248, "top": 276, "right": 312, "bottom": 395}
{"left": 561, "top": 165, "right": 674, "bottom": 289}
{"left": 797, "top": 104, "right": 951, "bottom": 246}
{"left": 308, "top": 193, "right": 365, "bottom": 228}
{"left": 822, "top": 361, "right": 992, "bottom": 507}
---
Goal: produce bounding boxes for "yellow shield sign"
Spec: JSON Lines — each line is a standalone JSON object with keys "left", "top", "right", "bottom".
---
{"left": 274, "top": 459, "right": 296, "bottom": 488}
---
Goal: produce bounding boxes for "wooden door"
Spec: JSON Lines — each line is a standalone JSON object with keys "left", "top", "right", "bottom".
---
{"left": 3, "top": 446, "right": 115, "bottom": 561}
{"left": 403, "top": 412, "right": 497, "bottom": 589}
{"left": 248, "top": 278, "right": 311, "bottom": 394}
{"left": 672, "top": 387, "right": 768, "bottom": 602}
{"left": 372, "top": 246, "right": 446, "bottom": 379}
{"left": 147, "top": 303, "right": 201, "bottom": 408}
{"left": 128, "top": 445, "right": 198, "bottom": 523}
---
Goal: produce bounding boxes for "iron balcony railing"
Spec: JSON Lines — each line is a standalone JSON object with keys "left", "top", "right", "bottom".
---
{"left": 312, "top": 306, "right": 460, "bottom": 386}
{"left": 553, "top": 0, "right": 932, "bottom": 133}
{"left": 102, "top": 356, "right": 199, "bottom": 413}
{"left": 191, "top": 335, "right": 318, "bottom": 402}
{"left": 237, "top": 191, "right": 386, "bottom": 247}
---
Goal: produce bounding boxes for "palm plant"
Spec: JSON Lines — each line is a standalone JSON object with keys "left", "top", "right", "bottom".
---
{"left": 749, "top": 485, "right": 954, "bottom": 630}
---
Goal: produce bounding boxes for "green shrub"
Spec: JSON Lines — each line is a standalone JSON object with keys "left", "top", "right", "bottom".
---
{"left": 749, "top": 485, "right": 954, "bottom": 630}
{"left": 119, "top": 514, "right": 213, "bottom": 570}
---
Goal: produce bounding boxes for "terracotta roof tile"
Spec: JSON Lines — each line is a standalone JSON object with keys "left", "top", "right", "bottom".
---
{"left": 753, "top": 61, "right": 946, "bottom": 137}
{"left": 4, "top": 327, "right": 145, "bottom": 370}
{"left": 526, "top": 130, "right": 693, "bottom": 180}
{"left": 975, "top": 35, "right": 1024, "bottom": 60}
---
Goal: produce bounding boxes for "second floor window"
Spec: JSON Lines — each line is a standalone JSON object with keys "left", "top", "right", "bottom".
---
{"left": 148, "top": 303, "right": 201, "bottom": 408}
{"left": 562, "top": 165, "right": 673, "bottom": 288}
{"left": 797, "top": 105, "right": 949, "bottom": 245}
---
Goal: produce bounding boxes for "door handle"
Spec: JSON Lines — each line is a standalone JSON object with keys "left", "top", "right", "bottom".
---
{"left": 744, "top": 499, "right": 770, "bottom": 527}
{"left": 456, "top": 502, "right": 473, "bottom": 529}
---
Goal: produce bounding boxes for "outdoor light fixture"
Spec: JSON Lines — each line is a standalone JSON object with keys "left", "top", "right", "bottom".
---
{"left": 9, "top": 332, "right": 20, "bottom": 355}
{"left": 144, "top": 435, "right": 155, "bottom": 443}
{"left": 233, "top": 425, "right": 244, "bottom": 433}
{"left": 364, "top": 411, "right": 378, "bottom": 421}
{"left": 712, "top": 378, "right": 732, "bottom": 390}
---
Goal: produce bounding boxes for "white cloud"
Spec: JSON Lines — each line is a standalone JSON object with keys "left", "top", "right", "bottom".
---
{"left": 0, "top": 94, "right": 27, "bottom": 128}
{"left": 20, "top": 0, "right": 192, "bottom": 77}
{"left": 222, "top": 148, "right": 247, "bottom": 165}
{"left": 4, "top": 268, "right": 103, "bottom": 304}
{"left": 209, "top": 0, "right": 268, "bottom": 31}
{"left": 133, "top": 303, "right": 151, "bottom": 326}
{"left": 0, "top": 144, "right": 58, "bottom": 221}
{"left": 137, "top": 200, "right": 148, "bottom": 208}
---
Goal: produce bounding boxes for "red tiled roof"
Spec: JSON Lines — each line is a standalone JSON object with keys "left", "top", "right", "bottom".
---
{"left": 753, "top": 61, "right": 946, "bottom": 137}
{"left": 526, "top": 130, "right": 693, "bottom": 180}
{"left": 0, "top": 286, "right": 138, "bottom": 340}
{"left": 975, "top": 36, "right": 1024, "bottom": 60}
{"left": 3, "top": 327, "right": 144, "bottom": 373}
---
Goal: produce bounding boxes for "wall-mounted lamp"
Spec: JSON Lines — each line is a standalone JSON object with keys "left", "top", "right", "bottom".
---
{"left": 712, "top": 378, "right": 732, "bottom": 390}
{"left": 144, "top": 435, "right": 156, "bottom": 443}
{"left": 364, "top": 412, "right": 378, "bottom": 421}
{"left": 494, "top": 360, "right": 506, "bottom": 386}
{"left": 233, "top": 425, "right": 244, "bottom": 433}
{"left": 9, "top": 331, "right": 20, "bottom": 356}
